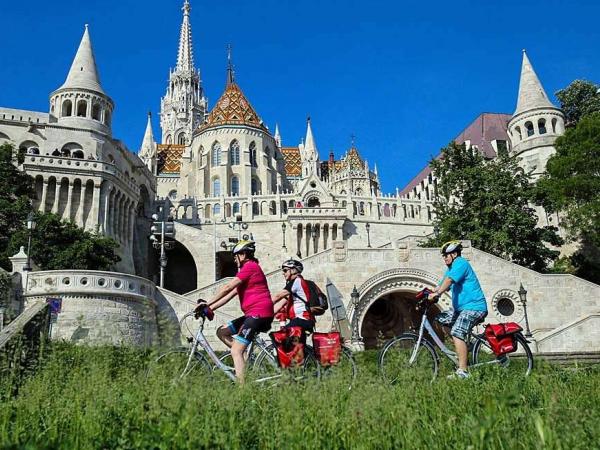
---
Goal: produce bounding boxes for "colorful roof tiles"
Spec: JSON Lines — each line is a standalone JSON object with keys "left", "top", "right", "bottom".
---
{"left": 281, "top": 146, "right": 301, "bottom": 177}
{"left": 198, "top": 82, "right": 267, "bottom": 132}
{"left": 157, "top": 144, "right": 185, "bottom": 174}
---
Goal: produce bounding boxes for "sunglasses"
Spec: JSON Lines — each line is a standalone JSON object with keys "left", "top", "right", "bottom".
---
{"left": 282, "top": 268, "right": 291, "bottom": 273}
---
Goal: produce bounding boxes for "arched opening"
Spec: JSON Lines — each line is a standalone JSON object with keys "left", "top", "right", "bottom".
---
{"left": 104, "top": 110, "right": 111, "bottom": 126}
{"left": 231, "top": 176, "right": 240, "bottom": 196}
{"left": 307, "top": 197, "right": 321, "bottom": 207}
{"left": 72, "top": 150, "right": 84, "bottom": 159}
{"left": 77, "top": 100, "right": 87, "bottom": 117}
{"left": 177, "top": 133, "right": 186, "bottom": 145}
{"left": 92, "top": 103, "right": 101, "bottom": 121}
{"left": 515, "top": 126, "right": 522, "bottom": 141}
{"left": 229, "top": 140, "right": 240, "bottom": 165}
{"left": 212, "top": 141, "right": 222, "bottom": 166}
{"left": 161, "top": 241, "right": 197, "bottom": 294}
{"left": 62, "top": 100, "right": 73, "bottom": 117}
{"left": 538, "top": 118, "right": 547, "bottom": 135}
{"left": 525, "top": 121, "right": 534, "bottom": 137}
{"left": 360, "top": 291, "right": 443, "bottom": 349}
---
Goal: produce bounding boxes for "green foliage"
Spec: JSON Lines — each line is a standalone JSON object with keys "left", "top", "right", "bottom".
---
{"left": 7, "top": 213, "right": 120, "bottom": 271}
{"left": 0, "top": 143, "right": 34, "bottom": 270}
{"left": 0, "top": 142, "right": 120, "bottom": 271}
{"left": 424, "top": 142, "right": 562, "bottom": 271}
{"left": 1, "top": 344, "right": 600, "bottom": 449}
{"left": 555, "top": 79, "right": 600, "bottom": 125}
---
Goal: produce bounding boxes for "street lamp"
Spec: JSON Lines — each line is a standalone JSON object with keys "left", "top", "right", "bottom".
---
{"left": 24, "top": 212, "right": 37, "bottom": 271}
{"left": 150, "top": 207, "right": 175, "bottom": 288}
{"left": 281, "top": 222, "right": 287, "bottom": 250}
{"left": 518, "top": 283, "right": 532, "bottom": 337}
{"left": 228, "top": 213, "right": 248, "bottom": 241}
{"left": 365, "top": 222, "right": 371, "bottom": 248}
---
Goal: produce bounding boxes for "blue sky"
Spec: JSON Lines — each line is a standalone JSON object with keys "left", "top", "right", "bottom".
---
{"left": 1, "top": 0, "right": 599, "bottom": 192}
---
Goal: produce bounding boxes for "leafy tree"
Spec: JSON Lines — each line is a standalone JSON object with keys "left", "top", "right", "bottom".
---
{"left": 0, "top": 143, "right": 120, "bottom": 271}
{"left": 536, "top": 112, "right": 600, "bottom": 282}
{"left": 424, "top": 142, "right": 562, "bottom": 272}
{"left": 555, "top": 80, "right": 600, "bottom": 126}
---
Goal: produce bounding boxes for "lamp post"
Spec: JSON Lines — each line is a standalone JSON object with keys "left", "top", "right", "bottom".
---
{"left": 228, "top": 213, "right": 248, "bottom": 241}
{"left": 281, "top": 222, "right": 287, "bottom": 250}
{"left": 365, "top": 222, "right": 371, "bottom": 248}
{"left": 518, "top": 283, "right": 532, "bottom": 337}
{"left": 150, "top": 207, "right": 175, "bottom": 288}
{"left": 24, "top": 212, "right": 37, "bottom": 271}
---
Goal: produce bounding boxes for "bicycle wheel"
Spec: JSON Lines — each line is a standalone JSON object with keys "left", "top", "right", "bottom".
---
{"left": 378, "top": 333, "right": 439, "bottom": 384}
{"left": 472, "top": 333, "right": 534, "bottom": 376}
{"left": 147, "top": 348, "right": 212, "bottom": 383}
{"left": 253, "top": 344, "right": 321, "bottom": 384}
{"left": 312, "top": 345, "right": 357, "bottom": 389}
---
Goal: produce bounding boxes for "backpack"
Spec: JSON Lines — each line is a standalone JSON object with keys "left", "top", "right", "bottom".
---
{"left": 303, "top": 279, "right": 329, "bottom": 316}
{"left": 484, "top": 322, "right": 522, "bottom": 356}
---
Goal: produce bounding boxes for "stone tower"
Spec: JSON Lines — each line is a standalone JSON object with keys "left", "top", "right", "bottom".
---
{"left": 49, "top": 24, "right": 114, "bottom": 134}
{"left": 159, "top": 0, "right": 207, "bottom": 145}
{"left": 507, "top": 50, "right": 565, "bottom": 180}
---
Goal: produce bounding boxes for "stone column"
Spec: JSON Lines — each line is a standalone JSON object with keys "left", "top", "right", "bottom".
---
{"left": 89, "top": 183, "right": 101, "bottom": 231}
{"left": 102, "top": 185, "right": 112, "bottom": 235}
{"left": 39, "top": 179, "right": 49, "bottom": 213}
{"left": 75, "top": 183, "right": 86, "bottom": 227}
{"left": 64, "top": 181, "right": 74, "bottom": 221}
{"left": 51, "top": 181, "right": 61, "bottom": 214}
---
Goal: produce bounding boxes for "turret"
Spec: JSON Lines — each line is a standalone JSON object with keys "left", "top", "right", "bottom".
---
{"left": 139, "top": 112, "right": 157, "bottom": 175}
{"left": 49, "top": 25, "right": 114, "bottom": 134}
{"left": 300, "top": 117, "right": 320, "bottom": 178}
{"left": 507, "top": 50, "right": 565, "bottom": 178}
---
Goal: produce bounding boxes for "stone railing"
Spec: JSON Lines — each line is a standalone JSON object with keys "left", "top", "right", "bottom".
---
{"left": 24, "top": 155, "right": 139, "bottom": 193}
{"left": 287, "top": 207, "right": 347, "bottom": 218}
{"left": 25, "top": 270, "right": 156, "bottom": 300}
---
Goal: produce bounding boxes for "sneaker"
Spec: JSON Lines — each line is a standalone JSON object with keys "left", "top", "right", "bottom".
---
{"left": 447, "top": 368, "right": 470, "bottom": 380}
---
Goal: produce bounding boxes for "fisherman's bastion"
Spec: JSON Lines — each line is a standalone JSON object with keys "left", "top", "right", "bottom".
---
{"left": 1, "top": 1, "right": 598, "bottom": 353}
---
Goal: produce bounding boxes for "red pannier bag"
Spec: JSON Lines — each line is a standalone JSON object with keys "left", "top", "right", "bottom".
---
{"left": 484, "top": 322, "right": 523, "bottom": 356}
{"left": 270, "top": 326, "right": 305, "bottom": 368}
{"left": 312, "top": 332, "right": 342, "bottom": 366}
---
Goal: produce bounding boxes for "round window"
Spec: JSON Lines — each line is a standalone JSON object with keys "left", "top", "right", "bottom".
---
{"left": 97, "top": 278, "right": 105, "bottom": 287}
{"left": 497, "top": 297, "right": 515, "bottom": 316}
{"left": 310, "top": 181, "right": 317, "bottom": 188}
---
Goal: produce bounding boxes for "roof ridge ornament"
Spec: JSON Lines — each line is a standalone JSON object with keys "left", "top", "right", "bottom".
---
{"left": 226, "top": 44, "right": 235, "bottom": 86}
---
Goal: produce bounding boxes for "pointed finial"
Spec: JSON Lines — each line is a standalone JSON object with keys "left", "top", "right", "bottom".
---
{"left": 183, "top": 0, "right": 191, "bottom": 15}
{"left": 226, "top": 44, "right": 235, "bottom": 86}
{"left": 85, "top": 23, "right": 89, "bottom": 29}
{"left": 307, "top": 115, "right": 311, "bottom": 123}
{"left": 147, "top": 111, "right": 152, "bottom": 119}
{"left": 351, "top": 133, "right": 356, "bottom": 148}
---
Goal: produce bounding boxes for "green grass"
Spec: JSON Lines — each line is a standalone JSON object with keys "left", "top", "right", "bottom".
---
{"left": 1, "top": 343, "right": 599, "bottom": 449}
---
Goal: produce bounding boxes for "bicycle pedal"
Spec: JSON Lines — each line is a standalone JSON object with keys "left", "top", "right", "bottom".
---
{"left": 186, "top": 337, "right": 193, "bottom": 343}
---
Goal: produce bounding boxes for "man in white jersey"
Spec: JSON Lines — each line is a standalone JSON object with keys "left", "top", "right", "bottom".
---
{"left": 272, "top": 259, "right": 315, "bottom": 342}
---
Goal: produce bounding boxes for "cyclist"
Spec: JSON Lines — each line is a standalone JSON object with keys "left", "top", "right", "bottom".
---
{"left": 428, "top": 240, "right": 487, "bottom": 379}
{"left": 195, "top": 240, "right": 274, "bottom": 383}
{"left": 272, "top": 259, "right": 315, "bottom": 344}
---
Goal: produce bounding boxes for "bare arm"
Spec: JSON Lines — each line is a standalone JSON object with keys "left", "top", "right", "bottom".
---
{"left": 207, "top": 277, "right": 242, "bottom": 311}
{"left": 429, "top": 277, "right": 453, "bottom": 300}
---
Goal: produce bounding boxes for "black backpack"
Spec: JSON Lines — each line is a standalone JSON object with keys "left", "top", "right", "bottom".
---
{"left": 303, "top": 279, "right": 329, "bottom": 316}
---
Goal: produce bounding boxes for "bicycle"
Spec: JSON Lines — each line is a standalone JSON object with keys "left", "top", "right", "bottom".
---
{"left": 147, "top": 311, "right": 320, "bottom": 385}
{"left": 378, "top": 288, "right": 534, "bottom": 383}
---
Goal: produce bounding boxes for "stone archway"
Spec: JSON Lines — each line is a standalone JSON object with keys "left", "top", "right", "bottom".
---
{"left": 163, "top": 241, "right": 197, "bottom": 294}
{"left": 350, "top": 268, "right": 451, "bottom": 349}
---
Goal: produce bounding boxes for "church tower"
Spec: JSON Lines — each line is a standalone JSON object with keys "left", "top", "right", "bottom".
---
{"left": 507, "top": 50, "right": 565, "bottom": 180}
{"left": 159, "top": 0, "right": 207, "bottom": 145}
{"left": 299, "top": 117, "right": 320, "bottom": 178}
{"left": 49, "top": 25, "right": 114, "bottom": 134}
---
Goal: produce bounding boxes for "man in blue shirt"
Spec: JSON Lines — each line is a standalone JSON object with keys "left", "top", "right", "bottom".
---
{"left": 429, "top": 240, "right": 487, "bottom": 379}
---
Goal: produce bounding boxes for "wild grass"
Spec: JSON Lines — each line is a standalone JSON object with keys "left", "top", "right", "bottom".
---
{"left": 0, "top": 343, "right": 599, "bottom": 449}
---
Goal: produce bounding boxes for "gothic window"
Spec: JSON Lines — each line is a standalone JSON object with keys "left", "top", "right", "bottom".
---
{"left": 92, "top": 103, "right": 101, "bottom": 121}
{"left": 271, "top": 173, "right": 277, "bottom": 193}
{"left": 355, "top": 188, "right": 363, "bottom": 196}
{"left": 212, "top": 178, "right": 221, "bottom": 197}
{"left": 62, "top": 100, "right": 73, "bottom": 117}
{"left": 252, "top": 201, "right": 259, "bottom": 215}
{"left": 165, "top": 135, "right": 172, "bottom": 145}
{"left": 231, "top": 176, "right": 240, "bottom": 196}
{"left": 233, "top": 202, "right": 240, "bottom": 215}
{"left": 168, "top": 190, "right": 177, "bottom": 200}
{"left": 359, "top": 202, "right": 365, "bottom": 215}
{"left": 249, "top": 142, "right": 257, "bottom": 167}
{"left": 251, "top": 178, "right": 259, "bottom": 195}
{"left": 270, "top": 201, "right": 277, "bottom": 215}
{"left": 212, "top": 142, "right": 222, "bottom": 166}
{"left": 384, "top": 204, "right": 391, "bottom": 217}
{"left": 538, "top": 119, "right": 547, "bottom": 135}
{"left": 213, "top": 204, "right": 221, "bottom": 216}
{"left": 229, "top": 140, "right": 240, "bottom": 165}
{"left": 77, "top": 100, "right": 87, "bottom": 117}
{"left": 525, "top": 121, "right": 534, "bottom": 137}
{"left": 177, "top": 133, "right": 186, "bottom": 145}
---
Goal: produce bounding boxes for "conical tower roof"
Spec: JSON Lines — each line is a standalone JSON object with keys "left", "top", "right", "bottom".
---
{"left": 176, "top": 0, "right": 195, "bottom": 72}
{"left": 514, "top": 50, "right": 554, "bottom": 116}
{"left": 304, "top": 117, "right": 318, "bottom": 157}
{"left": 58, "top": 25, "right": 106, "bottom": 95}
{"left": 199, "top": 77, "right": 267, "bottom": 132}
{"left": 140, "top": 112, "right": 156, "bottom": 157}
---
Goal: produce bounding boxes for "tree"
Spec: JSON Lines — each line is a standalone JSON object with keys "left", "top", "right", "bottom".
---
{"left": 424, "top": 142, "right": 562, "bottom": 272}
{"left": 555, "top": 80, "right": 600, "bottom": 126}
{"left": 0, "top": 143, "right": 120, "bottom": 271}
{"left": 536, "top": 112, "right": 600, "bottom": 282}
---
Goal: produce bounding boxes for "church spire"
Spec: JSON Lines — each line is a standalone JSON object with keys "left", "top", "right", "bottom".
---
{"left": 58, "top": 24, "right": 106, "bottom": 95}
{"left": 274, "top": 123, "right": 281, "bottom": 147}
{"left": 140, "top": 112, "right": 156, "bottom": 155}
{"left": 176, "top": 0, "right": 194, "bottom": 71}
{"left": 514, "top": 50, "right": 553, "bottom": 116}
{"left": 226, "top": 44, "right": 235, "bottom": 86}
{"left": 301, "top": 116, "right": 320, "bottom": 178}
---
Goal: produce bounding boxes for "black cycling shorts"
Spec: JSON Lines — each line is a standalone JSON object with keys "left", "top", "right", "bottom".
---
{"left": 227, "top": 316, "right": 273, "bottom": 346}
{"left": 286, "top": 318, "right": 315, "bottom": 344}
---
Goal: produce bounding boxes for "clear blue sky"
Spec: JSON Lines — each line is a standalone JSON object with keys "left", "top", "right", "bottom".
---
{"left": 1, "top": 0, "right": 599, "bottom": 192}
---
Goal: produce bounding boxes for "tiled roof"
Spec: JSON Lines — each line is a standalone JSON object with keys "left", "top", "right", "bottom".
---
{"left": 198, "top": 82, "right": 267, "bottom": 132}
{"left": 281, "top": 146, "right": 301, "bottom": 177}
{"left": 399, "top": 113, "right": 511, "bottom": 196}
{"left": 157, "top": 144, "right": 185, "bottom": 174}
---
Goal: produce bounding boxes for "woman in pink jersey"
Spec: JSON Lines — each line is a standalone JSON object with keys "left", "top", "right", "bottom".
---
{"left": 194, "top": 240, "right": 274, "bottom": 383}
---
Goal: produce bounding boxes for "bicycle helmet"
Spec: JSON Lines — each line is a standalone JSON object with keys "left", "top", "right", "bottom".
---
{"left": 232, "top": 240, "right": 256, "bottom": 255}
{"left": 281, "top": 259, "right": 303, "bottom": 273}
{"left": 441, "top": 240, "right": 463, "bottom": 255}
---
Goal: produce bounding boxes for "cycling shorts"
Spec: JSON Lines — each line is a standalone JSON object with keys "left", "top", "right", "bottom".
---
{"left": 435, "top": 309, "right": 487, "bottom": 342}
{"left": 286, "top": 318, "right": 315, "bottom": 344}
{"left": 228, "top": 315, "right": 273, "bottom": 346}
